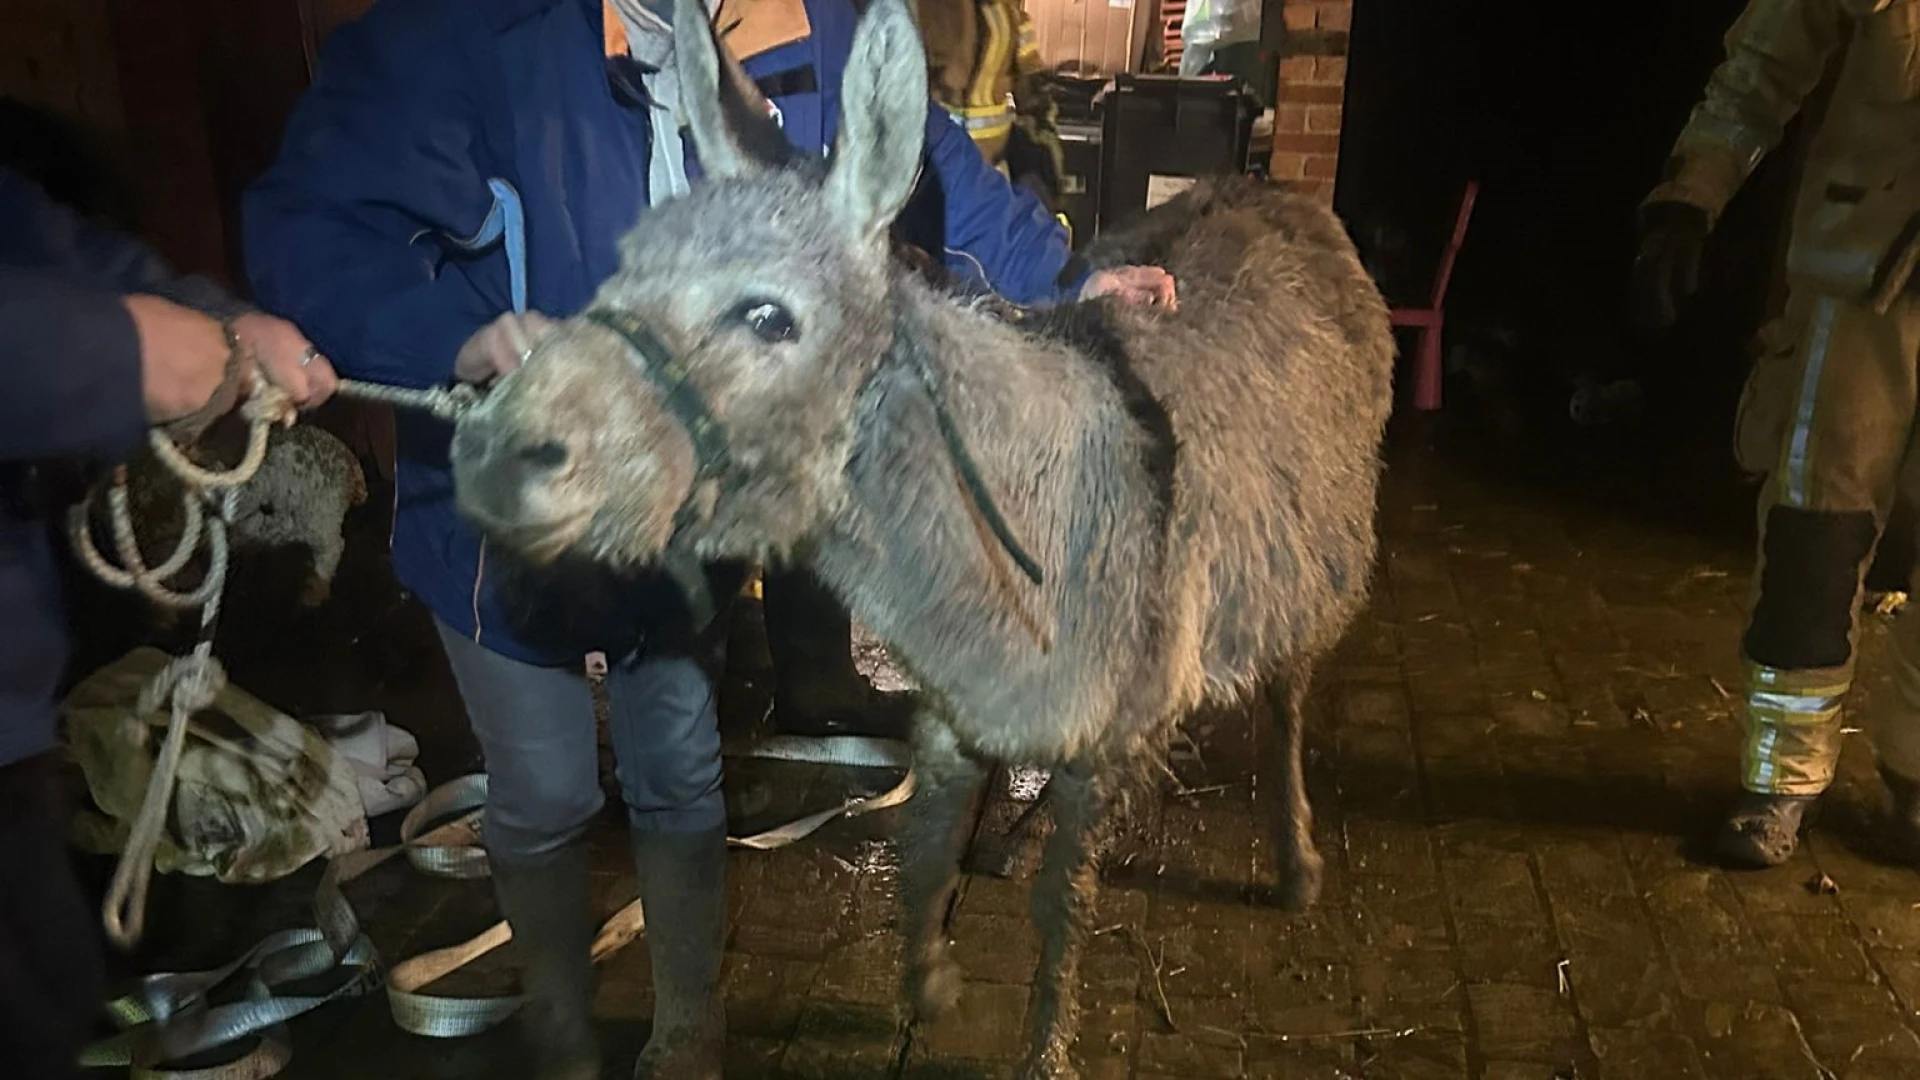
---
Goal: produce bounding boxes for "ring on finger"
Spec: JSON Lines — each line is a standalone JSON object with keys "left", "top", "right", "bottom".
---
{"left": 300, "top": 345, "right": 320, "bottom": 368}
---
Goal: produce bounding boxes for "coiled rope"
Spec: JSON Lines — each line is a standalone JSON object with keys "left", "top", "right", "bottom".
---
{"left": 69, "top": 332, "right": 486, "bottom": 951}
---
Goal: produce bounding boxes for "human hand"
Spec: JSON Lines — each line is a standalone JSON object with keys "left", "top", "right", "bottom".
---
{"left": 126, "top": 294, "right": 236, "bottom": 424}
{"left": 1628, "top": 201, "right": 1710, "bottom": 332}
{"left": 232, "top": 311, "right": 339, "bottom": 409}
{"left": 454, "top": 311, "right": 560, "bottom": 385}
{"left": 1082, "top": 265, "right": 1178, "bottom": 310}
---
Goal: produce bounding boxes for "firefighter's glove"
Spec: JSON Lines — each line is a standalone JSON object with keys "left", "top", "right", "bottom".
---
{"left": 1629, "top": 201, "right": 1710, "bottom": 333}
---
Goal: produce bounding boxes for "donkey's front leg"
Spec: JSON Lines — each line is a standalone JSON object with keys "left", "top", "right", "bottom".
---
{"left": 1021, "top": 759, "right": 1108, "bottom": 1080}
{"left": 900, "top": 717, "right": 985, "bottom": 1022}
{"left": 1269, "top": 673, "right": 1323, "bottom": 911}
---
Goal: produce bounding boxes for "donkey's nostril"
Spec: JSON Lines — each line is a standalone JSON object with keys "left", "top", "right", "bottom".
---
{"left": 519, "top": 440, "right": 570, "bottom": 471}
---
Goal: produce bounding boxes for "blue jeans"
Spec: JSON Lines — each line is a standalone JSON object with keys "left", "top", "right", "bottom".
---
{"left": 434, "top": 619, "right": 725, "bottom": 860}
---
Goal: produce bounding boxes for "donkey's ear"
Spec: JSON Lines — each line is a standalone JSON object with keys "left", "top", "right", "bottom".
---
{"left": 674, "top": 0, "right": 750, "bottom": 179}
{"left": 824, "top": 0, "right": 928, "bottom": 243}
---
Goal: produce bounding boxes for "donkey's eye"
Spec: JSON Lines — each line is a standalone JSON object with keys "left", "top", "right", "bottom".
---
{"left": 734, "top": 300, "right": 799, "bottom": 344}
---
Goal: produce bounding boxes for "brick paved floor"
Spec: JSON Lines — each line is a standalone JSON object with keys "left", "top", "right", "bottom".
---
{"left": 92, "top": 416, "right": 1920, "bottom": 1080}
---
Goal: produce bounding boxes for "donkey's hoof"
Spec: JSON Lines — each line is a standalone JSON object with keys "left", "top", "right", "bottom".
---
{"left": 1276, "top": 850, "right": 1324, "bottom": 912}
{"left": 910, "top": 958, "right": 964, "bottom": 1023}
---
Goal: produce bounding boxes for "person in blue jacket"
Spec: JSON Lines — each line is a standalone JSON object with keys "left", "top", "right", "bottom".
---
{"left": 242, "top": 1, "right": 1172, "bottom": 1076}
{"left": 1, "top": 116, "right": 336, "bottom": 1075}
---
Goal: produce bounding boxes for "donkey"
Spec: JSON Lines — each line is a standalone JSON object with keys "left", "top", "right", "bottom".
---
{"left": 448, "top": 0, "right": 1393, "bottom": 1072}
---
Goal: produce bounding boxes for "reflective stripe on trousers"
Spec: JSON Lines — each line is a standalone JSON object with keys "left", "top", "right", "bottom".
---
{"left": 1742, "top": 665, "right": 1849, "bottom": 795}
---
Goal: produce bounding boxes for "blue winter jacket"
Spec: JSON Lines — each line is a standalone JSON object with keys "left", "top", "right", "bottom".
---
{"left": 243, "top": 0, "right": 1083, "bottom": 664}
{"left": 0, "top": 168, "right": 249, "bottom": 766}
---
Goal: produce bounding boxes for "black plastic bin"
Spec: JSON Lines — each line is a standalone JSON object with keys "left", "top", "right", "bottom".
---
{"left": 1096, "top": 74, "right": 1257, "bottom": 232}
{"left": 1056, "top": 121, "right": 1101, "bottom": 250}
{"left": 1045, "top": 73, "right": 1110, "bottom": 124}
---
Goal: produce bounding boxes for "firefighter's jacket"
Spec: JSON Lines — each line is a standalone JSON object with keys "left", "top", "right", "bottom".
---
{"left": 915, "top": 0, "right": 1067, "bottom": 203}
{"left": 1647, "top": 0, "right": 1920, "bottom": 303}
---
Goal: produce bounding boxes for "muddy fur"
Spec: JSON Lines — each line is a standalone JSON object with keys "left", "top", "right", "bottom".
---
{"left": 85, "top": 423, "right": 367, "bottom": 620}
{"left": 449, "top": 0, "right": 1391, "bottom": 1073}
{"left": 227, "top": 425, "right": 368, "bottom": 604}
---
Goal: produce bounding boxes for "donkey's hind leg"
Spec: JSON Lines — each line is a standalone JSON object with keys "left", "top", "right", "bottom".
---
{"left": 1269, "top": 673, "right": 1324, "bottom": 911}
{"left": 1021, "top": 759, "right": 1108, "bottom": 1080}
{"left": 900, "top": 717, "right": 985, "bottom": 1023}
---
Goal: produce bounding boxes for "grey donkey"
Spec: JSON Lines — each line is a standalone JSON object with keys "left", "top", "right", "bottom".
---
{"left": 448, "top": 0, "right": 1394, "bottom": 1073}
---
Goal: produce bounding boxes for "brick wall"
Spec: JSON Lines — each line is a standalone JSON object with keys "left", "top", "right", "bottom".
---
{"left": 1270, "top": 0, "right": 1351, "bottom": 202}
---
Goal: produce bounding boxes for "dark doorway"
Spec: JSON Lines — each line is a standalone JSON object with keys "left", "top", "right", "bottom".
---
{"left": 1336, "top": 0, "right": 1823, "bottom": 547}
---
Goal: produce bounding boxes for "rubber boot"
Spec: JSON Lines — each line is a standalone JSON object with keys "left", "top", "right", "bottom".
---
{"left": 1714, "top": 791, "right": 1819, "bottom": 868}
{"left": 631, "top": 826, "right": 728, "bottom": 1080}
{"left": 1880, "top": 765, "right": 1920, "bottom": 863}
{"left": 492, "top": 843, "right": 602, "bottom": 1080}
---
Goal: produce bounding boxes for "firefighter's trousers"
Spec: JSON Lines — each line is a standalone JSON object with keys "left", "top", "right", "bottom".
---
{"left": 1735, "top": 274, "right": 1920, "bottom": 795}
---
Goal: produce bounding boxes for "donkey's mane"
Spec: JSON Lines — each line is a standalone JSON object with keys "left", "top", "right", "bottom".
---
{"left": 943, "top": 289, "right": 1181, "bottom": 528}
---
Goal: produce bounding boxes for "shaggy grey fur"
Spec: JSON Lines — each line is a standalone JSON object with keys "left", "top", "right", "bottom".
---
{"left": 228, "top": 426, "right": 369, "bottom": 604}
{"left": 102, "top": 424, "right": 368, "bottom": 608}
{"left": 449, "top": 0, "right": 1392, "bottom": 1072}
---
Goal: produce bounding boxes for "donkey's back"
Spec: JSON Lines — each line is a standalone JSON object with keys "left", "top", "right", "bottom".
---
{"left": 1091, "top": 177, "right": 1394, "bottom": 705}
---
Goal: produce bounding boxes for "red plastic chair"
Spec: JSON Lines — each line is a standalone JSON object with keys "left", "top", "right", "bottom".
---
{"left": 1392, "top": 180, "right": 1479, "bottom": 411}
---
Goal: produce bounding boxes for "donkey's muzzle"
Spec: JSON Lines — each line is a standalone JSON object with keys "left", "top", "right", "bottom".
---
{"left": 450, "top": 423, "right": 590, "bottom": 559}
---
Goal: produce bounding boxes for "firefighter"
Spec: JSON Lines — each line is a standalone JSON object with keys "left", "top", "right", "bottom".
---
{"left": 915, "top": 0, "right": 1069, "bottom": 217}
{"left": 1631, "top": 0, "right": 1920, "bottom": 868}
